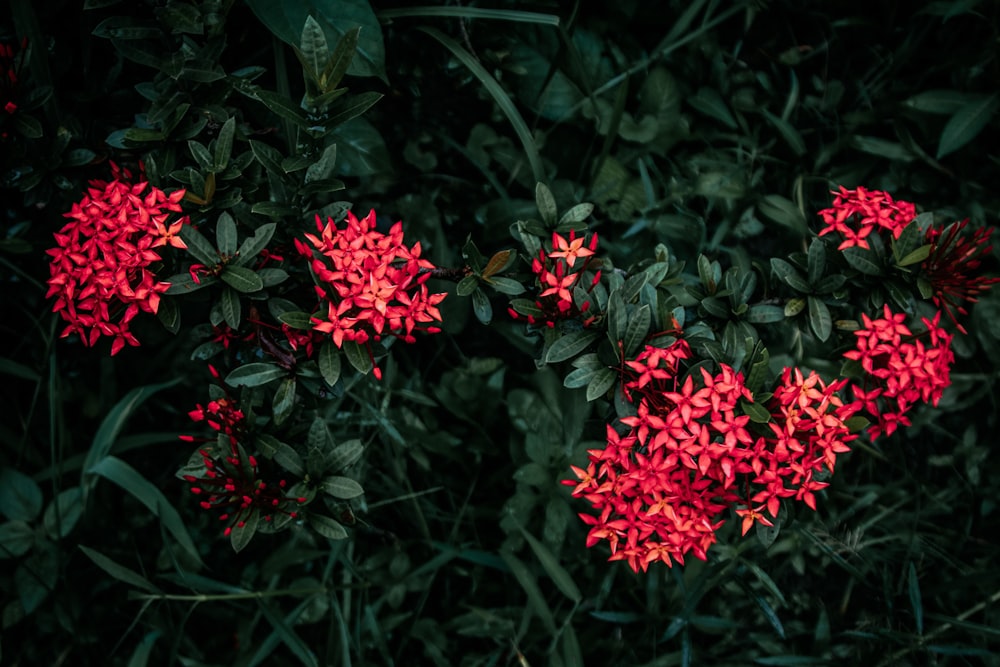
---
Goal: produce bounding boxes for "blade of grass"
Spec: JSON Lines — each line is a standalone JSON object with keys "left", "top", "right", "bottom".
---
{"left": 380, "top": 6, "right": 559, "bottom": 25}
{"left": 418, "top": 26, "right": 545, "bottom": 184}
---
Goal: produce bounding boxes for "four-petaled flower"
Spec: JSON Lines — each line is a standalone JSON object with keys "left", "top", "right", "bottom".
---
{"left": 817, "top": 186, "right": 917, "bottom": 250}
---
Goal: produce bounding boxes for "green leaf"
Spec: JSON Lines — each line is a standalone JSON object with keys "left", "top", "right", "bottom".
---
{"left": 214, "top": 116, "right": 236, "bottom": 170}
{"left": 221, "top": 265, "right": 264, "bottom": 293}
{"left": 456, "top": 275, "right": 479, "bottom": 297}
{"left": 188, "top": 140, "right": 214, "bottom": 171}
{"left": 126, "top": 631, "right": 161, "bottom": 667}
{"left": 229, "top": 510, "right": 259, "bottom": 553}
{"left": 156, "top": 296, "right": 180, "bottom": 334}
{"left": 329, "top": 117, "right": 392, "bottom": 177}
{"left": 321, "top": 476, "right": 364, "bottom": 499}
{"left": 297, "top": 15, "right": 328, "bottom": 84}
{"left": 689, "top": 87, "right": 737, "bottom": 129}
{"left": 250, "top": 139, "right": 285, "bottom": 175}
{"left": 897, "top": 244, "right": 932, "bottom": 267}
{"left": 78, "top": 545, "right": 161, "bottom": 593}
{"left": 518, "top": 524, "right": 582, "bottom": 603}
{"left": 226, "top": 363, "right": 288, "bottom": 387}
{"left": 247, "top": 0, "right": 385, "bottom": 80}
{"left": 586, "top": 368, "right": 617, "bottom": 401}
{"left": 904, "top": 89, "right": 978, "bottom": 114}
{"left": 342, "top": 340, "right": 372, "bottom": 374}
{"left": 535, "top": 182, "right": 558, "bottom": 226}
{"left": 216, "top": 212, "right": 238, "bottom": 256}
{"left": 908, "top": 562, "right": 923, "bottom": 636}
{"left": 277, "top": 310, "right": 315, "bottom": 330}
{"left": 483, "top": 276, "right": 524, "bottom": 295}
{"left": 937, "top": 93, "right": 999, "bottom": 159}
{"left": 842, "top": 247, "right": 883, "bottom": 275}
{"left": 758, "top": 195, "right": 808, "bottom": 236}
{"left": 309, "top": 514, "right": 349, "bottom": 540}
{"left": 471, "top": 288, "right": 493, "bottom": 324}
{"left": 42, "top": 487, "right": 84, "bottom": 539}
{"left": 179, "top": 225, "right": 219, "bottom": 266}
{"left": 164, "top": 272, "right": 217, "bottom": 294}
{"left": 318, "top": 343, "right": 341, "bottom": 386}
{"left": 558, "top": 203, "right": 594, "bottom": 226}
{"left": 807, "top": 297, "right": 832, "bottom": 342}
{"left": 419, "top": 27, "right": 544, "bottom": 183}
{"left": 742, "top": 399, "right": 771, "bottom": 424}
{"left": 545, "top": 330, "right": 600, "bottom": 363}
{"left": 304, "top": 144, "right": 337, "bottom": 183}
{"left": 82, "top": 380, "right": 180, "bottom": 496}
{"left": 771, "top": 258, "right": 811, "bottom": 293}
{"left": 233, "top": 223, "right": 277, "bottom": 267}
{"left": 325, "top": 91, "right": 383, "bottom": 128}
{"left": 220, "top": 285, "right": 241, "bottom": 329}
{"left": 257, "top": 435, "right": 306, "bottom": 478}
{"left": 622, "top": 305, "right": 651, "bottom": 357}
{"left": 272, "top": 378, "right": 297, "bottom": 427}
{"left": 14, "top": 113, "right": 43, "bottom": 139}
{"left": 329, "top": 439, "right": 364, "bottom": 472}
{"left": 0, "top": 520, "right": 34, "bottom": 558}
{"left": 321, "top": 26, "right": 360, "bottom": 91}
{"left": 498, "top": 549, "right": 557, "bottom": 634}
{"left": 254, "top": 89, "right": 309, "bottom": 126}
{"left": 807, "top": 239, "right": 826, "bottom": 285}
{"left": 0, "top": 468, "right": 43, "bottom": 522}
{"left": 87, "top": 457, "right": 202, "bottom": 566}
{"left": 762, "top": 109, "right": 806, "bottom": 155}
{"left": 747, "top": 304, "right": 785, "bottom": 324}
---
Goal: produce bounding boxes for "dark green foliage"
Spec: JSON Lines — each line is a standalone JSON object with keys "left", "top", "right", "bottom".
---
{"left": 2, "top": 1, "right": 1000, "bottom": 665}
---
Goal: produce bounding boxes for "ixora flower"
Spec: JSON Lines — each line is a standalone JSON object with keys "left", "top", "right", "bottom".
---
{"left": 181, "top": 392, "right": 305, "bottom": 536}
{"left": 844, "top": 305, "right": 954, "bottom": 440}
{"left": 509, "top": 230, "right": 600, "bottom": 327}
{"left": 294, "top": 210, "right": 447, "bottom": 379}
{"left": 922, "top": 219, "right": 1000, "bottom": 334}
{"left": 45, "top": 163, "right": 188, "bottom": 355}
{"left": 817, "top": 185, "right": 917, "bottom": 250}
{"left": 566, "top": 341, "right": 859, "bottom": 571}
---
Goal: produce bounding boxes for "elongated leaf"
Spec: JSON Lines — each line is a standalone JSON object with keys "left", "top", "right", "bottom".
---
{"left": 216, "top": 212, "right": 238, "bottom": 256}
{"left": 689, "top": 87, "right": 737, "bottom": 129}
{"left": 233, "top": 223, "right": 277, "bottom": 267}
{"left": 518, "top": 524, "right": 581, "bottom": 602}
{"left": 87, "top": 457, "right": 202, "bottom": 566}
{"left": 546, "top": 330, "right": 599, "bottom": 363}
{"left": 807, "top": 297, "right": 832, "bottom": 341}
{"left": 908, "top": 562, "right": 923, "bottom": 635}
{"left": 623, "top": 305, "right": 651, "bottom": 357}
{"left": 82, "top": 379, "right": 180, "bottom": 494}
{"left": 221, "top": 266, "right": 264, "bottom": 293}
{"left": 321, "top": 476, "right": 364, "bottom": 499}
{"left": 78, "top": 545, "right": 161, "bottom": 594}
{"left": 419, "top": 27, "right": 544, "bottom": 183}
{"left": 325, "top": 91, "right": 383, "bottom": 129}
{"left": 256, "top": 599, "right": 320, "bottom": 667}
{"left": 329, "top": 439, "right": 364, "bottom": 472}
{"left": 226, "top": 362, "right": 288, "bottom": 387}
{"left": 43, "top": 486, "right": 84, "bottom": 539}
{"left": 220, "top": 285, "right": 241, "bottom": 329}
{"left": 842, "top": 247, "right": 883, "bottom": 275}
{"left": 250, "top": 139, "right": 284, "bottom": 175}
{"left": 587, "top": 368, "right": 617, "bottom": 401}
{"left": 770, "top": 258, "right": 810, "bottom": 293}
{"left": 229, "top": 509, "right": 259, "bottom": 553}
{"left": 309, "top": 514, "right": 348, "bottom": 540}
{"left": 214, "top": 116, "right": 236, "bottom": 170}
{"left": 937, "top": 93, "right": 999, "bottom": 158}
{"left": 342, "top": 339, "right": 372, "bottom": 374}
{"left": 535, "top": 182, "right": 558, "bottom": 225}
{"left": 318, "top": 342, "right": 341, "bottom": 386}
{"left": 257, "top": 434, "right": 306, "bottom": 478}
{"left": 498, "top": 549, "right": 557, "bottom": 634}
{"left": 0, "top": 520, "right": 34, "bottom": 558}
{"left": 179, "top": 225, "right": 219, "bottom": 266}
{"left": 296, "top": 15, "right": 328, "bottom": 83}
{"left": 272, "top": 377, "right": 296, "bottom": 426}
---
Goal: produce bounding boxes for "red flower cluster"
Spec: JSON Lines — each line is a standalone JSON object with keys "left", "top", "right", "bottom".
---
{"left": 845, "top": 305, "right": 954, "bottom": 440}
{"left": 295, "top": 210, "right": 446, "bottom": 378}
{"left": 817, "top": 186, "right": 917, "bottom": 250}
{"left": 45, "top": 163, "right": 188, "bottom": 355}
{"left": 922, "top": 219, "right": 1000, "bottom": 334}
{"left": 511, "top": 231, "right": 600, "bottom": 326}
{"left": 182, "top": 394, "right": 305, "bottom": 535}
{"left": 567, "top": 340, "right": 861, "bottom": 571}
{"left": 567, "top": 343, "right": 756, "bottom": 571}
{"left": 737, "top": 369, "right": 858, "bottom": 535}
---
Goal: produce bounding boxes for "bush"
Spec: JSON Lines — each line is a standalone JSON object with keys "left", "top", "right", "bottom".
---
{"left": 2, "top": 1, "right": 1000, "bottom": 665}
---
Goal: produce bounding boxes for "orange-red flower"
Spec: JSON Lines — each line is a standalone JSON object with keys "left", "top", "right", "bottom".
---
{"left": 295, "top": 210, "right": 447, "bottom": 378}
{"left": 921, "top": 219, "right": 999, "bottom": 334}
{"left": 510, "top": 231, "right": 599, "bottom": 327}
{"left": 817, "top": 186, "right": 916, "bottom": 250}
{"left": 45, "top": 163, "right": 189, "bottom": 355}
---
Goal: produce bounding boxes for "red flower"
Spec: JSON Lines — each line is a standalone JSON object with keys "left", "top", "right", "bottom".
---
{"left": 817, "top": 186, "right": 917, "bottom": 250}
{"left": 511, "top": 231, "right": 599, "bottom": 327}
{"left": 45, "top": 163, "right": 189, "bottom": 354}
{"left": 844, "top": 306, "right": 954, "bottom": 439}
{"left": 296, "top": 210, "right": 447, "bottom": 378}
{"left": 921, "top": 219, "right": 1000, "bottom": 334}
